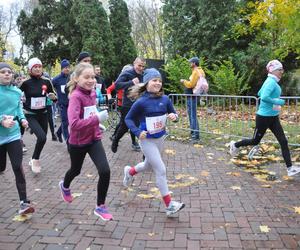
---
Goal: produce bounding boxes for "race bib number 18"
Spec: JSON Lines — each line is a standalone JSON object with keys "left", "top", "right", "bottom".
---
{"left": 145, "top": 114, "right": 167, "bottom": 135}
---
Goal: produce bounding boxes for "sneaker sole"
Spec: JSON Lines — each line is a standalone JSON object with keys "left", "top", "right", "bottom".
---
{"left": 123, "top": 167, "right": 133, "bottom": 187}
{"left": 19, "top": 206, "right": 35, "bottom": 215}
{"left": 93, "top": 210, "right": 113, "bottom": 221}
{"left": 166, "top": 203, "right": 185, "bottom": 217}
{"left": 288, "top": 170, "right": 300, "bottom": 177}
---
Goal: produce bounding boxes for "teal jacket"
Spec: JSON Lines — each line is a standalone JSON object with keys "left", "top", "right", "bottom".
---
{"left": 0, "top": 84, "right": 25, "bottom": 144}
{"left": 257, "top": 74, "right": 285, "bottom": 117}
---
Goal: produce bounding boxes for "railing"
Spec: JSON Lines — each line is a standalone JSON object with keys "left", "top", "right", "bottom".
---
{"left": 168, "top": 94, "right": 300, "bottom": 146}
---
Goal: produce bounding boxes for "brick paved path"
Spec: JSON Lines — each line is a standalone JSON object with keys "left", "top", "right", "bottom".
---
{"left": 1, "top": 127, "right": 300, "bottom": 249}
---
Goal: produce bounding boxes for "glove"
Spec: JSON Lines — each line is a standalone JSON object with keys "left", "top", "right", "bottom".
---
{"left": 97, "top": 110, "right": 108, "bottom": 122}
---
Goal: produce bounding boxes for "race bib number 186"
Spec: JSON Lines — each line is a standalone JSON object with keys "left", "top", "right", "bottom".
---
{"left": 145, "top": 114, "right": 167, "bottom": 135}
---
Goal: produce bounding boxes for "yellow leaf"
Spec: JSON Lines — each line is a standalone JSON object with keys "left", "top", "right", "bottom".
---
{"left": 230, "top": 186, "right": 241, "bottom": 190}
{"left": 261, "top": 184, "right": 271, "bottom": 188}
{"left": 193, "top": 144, "right": 203, "bottom": 148}
{"left": 294, "top": 207, "right": 300, "bottom": 214}
{"left": 72, "top": 193, "right": 82, "bottom": 198}
{"left": 259, "top": 225, "right": 270, "bottom": 233}
{"left": 137, "top": 194, "right": 154, "bottom": 199}
{"left": 206, "top": 153, "right": 214, "bottom": 156}
{"left": 226, "top": 172, "right": 241, "bottom": 177}
{"left": 201, "top": 171, "right": 210, "bottom": 177}
{"left": 148, "top": 232, "right": 155, "bottom": 237}
{"left": 165, "top": 149, "right": 176, "bottom": 155}
{"left": 12, "top": 214, "right": 32, "bottom": 222}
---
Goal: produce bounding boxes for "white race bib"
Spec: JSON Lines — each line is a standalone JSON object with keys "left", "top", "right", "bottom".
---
{"left": 96, "top": 83, "right": 102, "bottom": 90}
{"left": 30, "top": 97, "right": 46, "bottom": 109}
{"left": 145, "top": 114, "right": 167, "bottom": 135}
{"left": 60, "top": 85, "right": 66, "bottom": 94}
{"left": 83, "top": 105, "right": 97, "bottom": 120}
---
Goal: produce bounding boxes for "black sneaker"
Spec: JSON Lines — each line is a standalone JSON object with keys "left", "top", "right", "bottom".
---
{"left": 111, "top": 139, "right": 118, "bottom": 153}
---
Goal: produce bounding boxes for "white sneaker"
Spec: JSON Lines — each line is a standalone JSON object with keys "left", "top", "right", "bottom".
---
{"left": 29, "top": 159, "right": 41, "bottom": 174}
{"left": 165, "top": 200, "right": 185, "bottom": 216}
{"left": 287, "top": 165, "right": 300, "bottom": 177}
{"left": 123, "top": 166, "right": 133, "bottom": 187}
{"left": 229, "top": 141, "right": 239, "bottom": 157}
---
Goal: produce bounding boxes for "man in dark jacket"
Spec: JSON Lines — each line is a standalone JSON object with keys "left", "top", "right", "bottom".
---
{"left": 111, "top": 57, "right": 146, "bottom": 153}
{"left": 52, "top": 59, "right": 70, "bottom": 142}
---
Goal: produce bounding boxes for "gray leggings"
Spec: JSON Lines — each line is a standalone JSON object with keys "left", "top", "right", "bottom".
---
{"left": 135, "top": 137, "right": 169, "bottom": 197}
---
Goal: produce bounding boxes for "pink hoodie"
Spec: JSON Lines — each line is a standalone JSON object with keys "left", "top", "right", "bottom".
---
{"left": 68, "top": 85, "right": 102, "bottom": 146}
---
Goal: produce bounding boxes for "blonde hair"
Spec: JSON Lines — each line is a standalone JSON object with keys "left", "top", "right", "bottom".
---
{"left": 128, "top": 82, "right": 163, "bottom": 100}
{"left": 67, "top": 63, "right": 94, "bottom": 96}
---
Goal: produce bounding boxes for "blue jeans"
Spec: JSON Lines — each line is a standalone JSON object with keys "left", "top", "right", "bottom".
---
{"left": 187, "top": 96, "right": 199, "bottom": 139}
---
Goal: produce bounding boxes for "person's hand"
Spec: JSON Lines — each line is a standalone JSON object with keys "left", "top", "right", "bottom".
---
{"left": 180, "top": 79, "right": 185, "bottom": 84}
{"left": 168, "top": 113, "right": 178, "bottom": 122}
{"left": 97, "top": 110, "right": 109, "bottom": 122}
{"left": 132, "top": 77, "right": 140, "bottom": 85}
{"left": 21, "top": 119, "right": 29, "bottom": 128}
{"left": 139, "top": 131, "right": 147, "bottom": 140}
{"left": 1, "top": 115, "right": 15, "bottom": 128}
{"left": 47, "top": 92, "right": 56, "bottom": 100}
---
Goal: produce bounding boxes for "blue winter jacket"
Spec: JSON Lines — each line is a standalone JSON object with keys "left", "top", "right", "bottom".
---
{"left": 125, "top": 92, "right": 176, "bottom": 139}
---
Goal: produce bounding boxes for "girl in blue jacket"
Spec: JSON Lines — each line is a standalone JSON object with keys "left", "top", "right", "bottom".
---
{"left": 229, "top": 60, "right": 300, "bottom": 177}
{"left": 0, "top": 62, "right": 34, "bottom": 215}
{"left": 124, "top": 68, "right": 185, "bottom": 216}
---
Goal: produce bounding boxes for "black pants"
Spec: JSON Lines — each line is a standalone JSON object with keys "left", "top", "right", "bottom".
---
{"left": 114, "top": 106, "right": 138, "bottom": 143}
{"left": 26, "top": 113, "right": 48, "bottom": 159}
{"left": 46, "top": 105, "right": 55, "bottom": 136}
{"left": 63, "top": 140, "right": 110, "bottom": 206}
{"left": 235, "top": 114, "right": 292, "bottom": 168}
{"left": 0, "top": 140, "right": 27, "bottom": 201}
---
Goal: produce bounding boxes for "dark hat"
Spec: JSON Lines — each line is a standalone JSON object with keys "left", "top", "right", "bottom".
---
{"left": 188, "top": 57, "right": 199, "bottom": 64}
{"left": 77, "top": 51, "right": 90, "bottom": 63}
{"left": 143, "top": 68, "right": 162, "bottom": 84}
{"left": 0, "top": 62, "right": 12, "bottom": 71}
{"left": 61, "top": 59, "right": 70, "bottom": 69}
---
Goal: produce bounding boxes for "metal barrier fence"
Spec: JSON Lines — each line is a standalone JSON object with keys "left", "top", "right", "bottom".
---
{"left": 168, "top": 94, "right": 300, "bottom": 146}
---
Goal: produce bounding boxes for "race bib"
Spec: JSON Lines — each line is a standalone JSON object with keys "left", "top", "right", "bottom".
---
{"left": 145, "top": 114, "right": 167, "bottom": 135}
{"left": 83, "top": 105, "right": 97, "bottom": 120}
{"left": 60, "top": 85, "right": 66, "bottom": 94}
{"left": 96, "top": 83, "right": 102, "bottom": 90}
{"left": 30, "top": 97, "right": 46, "bottom": 109}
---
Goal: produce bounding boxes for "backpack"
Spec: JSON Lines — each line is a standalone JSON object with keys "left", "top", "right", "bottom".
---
{"left": 193, "top": 69, "right": 209, "bottom": 95}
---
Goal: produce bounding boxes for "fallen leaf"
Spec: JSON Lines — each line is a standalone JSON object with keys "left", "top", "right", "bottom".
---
{"left": 165, "top": 149, "right": 176, "bottom": 155}
{"left": 12, "top": 214, "right": 32, "bottom": 222}
{"left": 261, "top": 184, "right": 271, "bottom": 188}
{"left": 294, "top": 207, "right": 300, "bottom": 214}
{"left": 230, "top": 186, "right": 241, "bottom": 190}
{"left": 72, "top": 193, "right": 82, "bottom": 198}
{"left": 259, "top": 225, "right": 270, "bottom": 233}
{"left": 226, "top": 172, "right": 241, "bottom": 177}
{"left": 193, "top": 144, "right": 203, "bottom": 148}
{"left": 200, "top": 171, "right": 210, "bottom": 177}
{"left": 148, "top": 232, "right": 155, "bottom": 237}
{"left": 137, "top": 194, "right": 154, "bottom": 199}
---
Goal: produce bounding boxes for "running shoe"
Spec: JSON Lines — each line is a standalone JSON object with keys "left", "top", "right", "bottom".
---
{"left": 59, "top": 180, "right": 73, "bottom": 203}
{"left": 94, "top": 205, "right": 113, "bottom": 221}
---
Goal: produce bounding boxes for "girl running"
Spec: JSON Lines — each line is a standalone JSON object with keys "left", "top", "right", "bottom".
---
{"left": 0, "top": 62, "right": 34, "bottom": 215}
{"left": 59, "top": 63, "right": 113, "bottom": 221}
{"left": 20, "top": 58, "right": 57, "bottom": 174}
{"left": 124, "top": 68, "right": 185, "bottom": 216}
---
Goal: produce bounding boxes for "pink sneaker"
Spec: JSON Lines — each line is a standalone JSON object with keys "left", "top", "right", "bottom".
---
{"left": 59, "top": 180, "right": 73, "bottom": 203}
{"left": 94, "top": 205, "right": 113, "bottom": 221}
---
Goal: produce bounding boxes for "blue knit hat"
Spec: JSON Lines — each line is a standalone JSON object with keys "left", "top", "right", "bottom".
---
{"left": 143, "top": 68, "right": 161, "bottom": 84}
{"left": 61, "top": 59, "right": 70, "bottom": 69}
{"left": 188, "top": 57, "right": 199, "bottom": 65}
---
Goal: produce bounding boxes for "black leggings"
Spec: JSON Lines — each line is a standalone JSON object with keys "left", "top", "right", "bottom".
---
{"left": 114, "top": 106, "right": 138, "bottom": 143}
{"left": 0, "top": 140, "right": 27, "bottom": 201}
{"left": 25, "top": 113, "right": 48, "bottom": 159}
{"left": 235, "top": 114, "right": 292, "bottom": 168}
{"left": 46, "top": 105, "right": 55, "bottom": 136}
{"left": 63, "top": 140, "right": 110, "bottom": 206}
